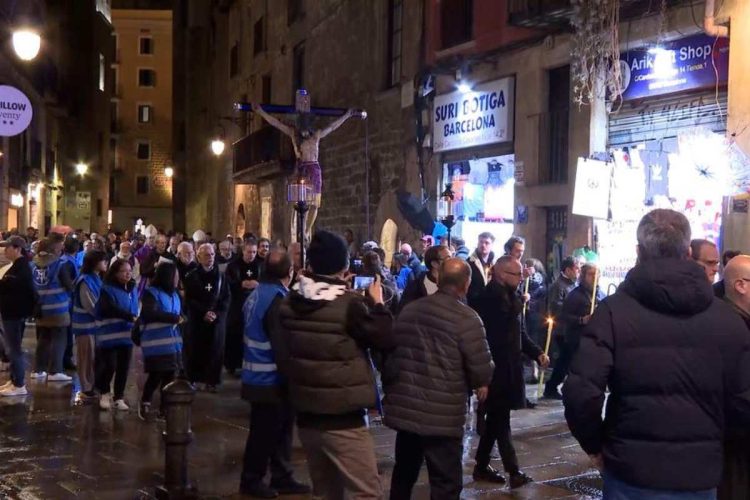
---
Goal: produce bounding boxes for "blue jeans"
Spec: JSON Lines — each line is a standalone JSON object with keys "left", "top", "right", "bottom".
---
{"left": 603, "top": 472, "right": 717, "bottom": 500}
{"left": 2, "top": 320, "right": 27, "bottom": 387}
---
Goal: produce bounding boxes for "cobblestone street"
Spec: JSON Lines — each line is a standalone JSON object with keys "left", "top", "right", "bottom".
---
{"left": 0, "top": 328, "right": 602, "bottom": 499}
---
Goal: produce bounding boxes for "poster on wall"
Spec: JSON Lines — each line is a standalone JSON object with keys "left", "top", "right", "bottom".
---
{"left": 432, "top": 77, "right": 515, "bottom": 153}
{"left": 0, "top": 85, "right": 33, "bottom": 137}
{"left": 572, "top": 158, "right": 612, "bottom": 219}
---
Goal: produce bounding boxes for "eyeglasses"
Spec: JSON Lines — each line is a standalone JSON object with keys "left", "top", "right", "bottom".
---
{"left": 502, "top": 270, "right": 522, "bottom": 277}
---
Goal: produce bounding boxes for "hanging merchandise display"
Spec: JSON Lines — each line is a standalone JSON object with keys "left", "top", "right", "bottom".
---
{"left": 439, "top": 154, "right": 516, "bottom": 246}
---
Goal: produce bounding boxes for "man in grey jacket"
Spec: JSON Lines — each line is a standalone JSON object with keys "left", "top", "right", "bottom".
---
{"left": 384, "top": 257, "right": 494, "bottom": 500}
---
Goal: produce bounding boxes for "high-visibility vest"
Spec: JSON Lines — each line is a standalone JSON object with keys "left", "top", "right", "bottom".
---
{"left": 97, "top": 284, "right": 138, "bottom": 348}
{"left": 30, "top": 259, "right": 70, "bottom": 319}
{"left": 241, "top": 282, "right": 286, "bottom": 388}
{"left": 71, "top": 273, "right": 102, "bottom": 336}
{"left": 141, "top": 287, "right": 182, "bottom": 358}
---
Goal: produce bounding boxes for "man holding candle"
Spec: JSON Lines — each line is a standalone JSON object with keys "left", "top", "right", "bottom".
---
{"left": 544, "top": 263, "right": 603, "bottom": 400}
{"left": 472, "top": 256, "right": 549, "bottom": 488}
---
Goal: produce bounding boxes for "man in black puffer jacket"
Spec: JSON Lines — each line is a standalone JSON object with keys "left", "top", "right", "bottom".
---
{"left": 269, "top": 230, "right": 394, "bottom": 500}
{"left": 564, "top": 209, "right": 750, "bottom": 499}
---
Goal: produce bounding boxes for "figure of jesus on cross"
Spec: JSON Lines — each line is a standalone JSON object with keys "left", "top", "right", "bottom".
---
{"left": 246, "top": 89, "right": 365, "bottom": 241}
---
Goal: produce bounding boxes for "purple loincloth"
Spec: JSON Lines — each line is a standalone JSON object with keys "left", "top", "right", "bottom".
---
{"left": 298, "top": 161, "right": 322, "bottom": 195}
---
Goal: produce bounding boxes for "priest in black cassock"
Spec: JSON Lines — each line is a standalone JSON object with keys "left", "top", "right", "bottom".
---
{"left": 184, "top": 243, "right": 231, "bottom": 391}
{"left": 224, "top": 240, "right": 261, "bottom": 375}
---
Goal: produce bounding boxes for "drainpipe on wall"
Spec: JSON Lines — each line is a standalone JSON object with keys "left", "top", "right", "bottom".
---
{"left": 704, "top": 0, "right": 728, "bottom": 37}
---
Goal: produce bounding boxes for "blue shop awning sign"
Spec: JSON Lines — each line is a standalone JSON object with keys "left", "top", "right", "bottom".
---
{"left": 619, "top": 33, "right": 729, "bottom": 101}
{"left": 0, "top": 85, "right": 33, "bottom": 137}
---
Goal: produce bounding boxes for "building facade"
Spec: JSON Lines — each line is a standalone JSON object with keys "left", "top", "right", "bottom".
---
{"left": 174, "top": 0, "right": 431, "bottom": 258}
{"left": 111, "top": 8, "right": 173, "bottom": 232}
{"left": 0, "top": 0, "right": 114, "bottom": 234}
{"left": 424, "top": 0, "right": 748, "bottom": 283}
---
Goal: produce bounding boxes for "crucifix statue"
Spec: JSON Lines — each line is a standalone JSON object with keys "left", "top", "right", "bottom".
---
{"left": 240, "top": 89, "right": 366, "bottom": 242}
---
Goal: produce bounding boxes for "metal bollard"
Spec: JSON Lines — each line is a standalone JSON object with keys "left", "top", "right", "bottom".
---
{"left": 156, "top": 378, "right": 197, "bottom": 499}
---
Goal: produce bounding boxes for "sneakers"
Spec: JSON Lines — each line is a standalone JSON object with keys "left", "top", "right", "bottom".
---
{"left": 509, "top": 471, "right": 534, "bottom": 489}
{"left": 113, "top": 399, "right": 129, "bottom": 411}
{"left": 99, "top": 393, "right": 112, "bottom": 411}
{"left": 270, "top": 478, "right": 311, "bottom": 495}
{"left": 47, "top": 372, "right": 72, "bottom": 382}
{"left": 30, "top": 371, "right": 47, "bottom": 380}
{"left": 0, "top": 385, "right": 28, "bottom": 397}
{"left": 0, "top": 380, "right": 13, "bottom": 390}
{"left": 472, "top": 465, "right": 506, "bottom": 484}
{"left": 138, "top": 402, "right": 151, "bottom": 421}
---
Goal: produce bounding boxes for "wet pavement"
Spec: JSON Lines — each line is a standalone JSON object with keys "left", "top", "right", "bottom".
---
{"left": 0, "top": 326, "right": 603, "bottom": 499}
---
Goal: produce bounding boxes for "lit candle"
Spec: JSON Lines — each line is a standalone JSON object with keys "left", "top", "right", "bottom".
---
{"left": 538, "top": 317, "right": 554, "bottom": 397}
{"left": 590, "top": 268, "right": 599, "bottom": 316}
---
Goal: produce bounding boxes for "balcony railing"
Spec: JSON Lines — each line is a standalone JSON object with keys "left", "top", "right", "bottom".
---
{"left": 232, "top": 127, "right": 295, "bottom": 181}
{"left": 508, "top": 0, "right": 572, "bottom": 29}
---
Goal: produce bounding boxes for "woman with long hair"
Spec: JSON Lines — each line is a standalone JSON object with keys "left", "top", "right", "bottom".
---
{"left": 136, "top": 262, "right": 183, "bottom": 421}
{"left": 71, "top": 250, "right": 108, "bottom": 404}
{"left": 95, "top": 258, "right": 139, "bottom": 411}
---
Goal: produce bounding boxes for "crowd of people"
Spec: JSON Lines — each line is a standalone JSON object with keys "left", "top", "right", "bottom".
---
{"left": 0, "top": 210, "right": 749, "bottom": 499}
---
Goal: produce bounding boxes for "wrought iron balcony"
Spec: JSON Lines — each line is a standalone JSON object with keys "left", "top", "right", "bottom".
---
{"left": 232, "top": 126, "right": 295, "bottom": 182}
{"left": 508, "top": 0, "right": 572, "bottom": 29}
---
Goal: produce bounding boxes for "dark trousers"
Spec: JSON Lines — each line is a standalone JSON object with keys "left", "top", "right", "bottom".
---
{"left": 389, "top": 430, "right": 463, "bottom": 500}
{"left": 545, "top": 338, "right": 577, "bottom": 393}
{"left": 2, "top": 320, "right": 26, "bottom": 386}
{"left": 475, "top": 407, "right": 519, "bottom": 475}
{"left": 63, "top": 324, "right": 74, "bottom": 367}
{"left": 35, "top": 326, "right": 66, "bottom": 374}
{"left": 141, "top": 370, "right": 175, "bottom": 408}
{"left": 94, "top": 345, "right": 132, "bottom": 399}
{"left": 240, "top": 401, "right": 295, "bottom": 488}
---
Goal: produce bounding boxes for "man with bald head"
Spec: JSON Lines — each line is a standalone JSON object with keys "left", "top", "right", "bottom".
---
{"left": 385, "top": 257, "right": 494, "bottom": 499}
{"left": 720, "top": 254, "right": 750, "bottom": 498}
{"left": 183, "top": 243, "right": 230, "bottom": 391}
{"left": 471, "top": 255, "right": 549, "bottom": 488}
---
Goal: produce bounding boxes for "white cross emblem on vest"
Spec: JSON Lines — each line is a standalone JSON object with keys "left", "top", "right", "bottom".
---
{"left": 205, "top": 283, "right": 213, "bottom": 292}
{"left": 246, "top": 269, "right": 254, "bottom": 278}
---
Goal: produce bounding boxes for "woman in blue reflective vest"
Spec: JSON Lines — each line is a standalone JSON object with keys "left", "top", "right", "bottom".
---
{"left": 71, "top": 250, "right": 108, "bottom": 404}
{"left": 136, "top": 261, "right": 183, "bottom": 421}
{"left": 95, "top": 258, "right": 139, "bottom": 411}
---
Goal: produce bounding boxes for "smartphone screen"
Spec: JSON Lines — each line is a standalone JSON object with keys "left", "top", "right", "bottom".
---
{"left": 353, "top": 276, "right": 375, "bottom": 290}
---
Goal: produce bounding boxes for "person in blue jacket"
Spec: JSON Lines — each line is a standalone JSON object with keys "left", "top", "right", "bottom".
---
{"left": 239, "top": 250, "right": 310, "bottom": 498}
{"left": 71, "top": 250, "right": 108, "bottom": 404}
{"left": 136, "top": 261, "right": 184, "bottom": 421}
{"left": 95, "top": 258, "right": 139, "bottom": 411}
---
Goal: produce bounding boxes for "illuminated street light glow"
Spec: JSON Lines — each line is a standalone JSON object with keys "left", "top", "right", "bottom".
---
{"left": 211, "top": 138, "right": 226, "bottom": 156}
{"left": 76, "top": 162, "right": 88, "bottom": 175}
{"left": 458, "top": 81, "right": 472, "bottom": 94}
{"left": 12, "top": 29, "right": 41, "bottom": 61}
{"left": 648, "top": 47, "right": 678, "bottom": 80}
{"left": 164, "top": 166, "right": 174, "bottom": 178}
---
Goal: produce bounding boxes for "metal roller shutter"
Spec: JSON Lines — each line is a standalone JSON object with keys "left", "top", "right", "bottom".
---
{"left": 608, "top": 89, "right": 728, "bottom": 147}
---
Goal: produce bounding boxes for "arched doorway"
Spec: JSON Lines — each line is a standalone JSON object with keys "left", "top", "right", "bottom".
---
{"left": 380, "top": 219, "right": 398, "bottom": 268}
{"left": 235, "top": 203, "right": 246, "bottom": 237}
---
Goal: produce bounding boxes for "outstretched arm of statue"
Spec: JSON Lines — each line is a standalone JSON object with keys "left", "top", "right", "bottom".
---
{"left": 318, "top": 108, "right": 356, "bottom": 139}
{"left": 252, "top": 102, "right": 295, "bottom": 138}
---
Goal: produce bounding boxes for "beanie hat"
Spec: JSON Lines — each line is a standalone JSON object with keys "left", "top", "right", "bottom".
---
{"left": 307, "top": 230, "right": 349, "bottom": 276}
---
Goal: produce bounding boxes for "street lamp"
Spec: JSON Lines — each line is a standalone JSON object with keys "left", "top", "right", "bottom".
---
{"left": 440, "top": 183, "right": 456, "bottom": 246}
{"left": 210, "top": 138, "right": 225, "bottom": 156}
{"left": 75, "top": 162, "right": 88, "bottom": 176}
{"left": 12, "top": 29, "right": 41, "bottom": 61}
{"left": 164, "top": 166, "right": 174, "bottom": 178}
{"left": 287, "top": 174, "right": 317, "bottom": 270}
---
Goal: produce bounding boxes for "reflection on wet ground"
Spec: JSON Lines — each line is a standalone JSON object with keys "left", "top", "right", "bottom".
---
{"left": 0, "top": 328, "right": 602, "bottom": 498}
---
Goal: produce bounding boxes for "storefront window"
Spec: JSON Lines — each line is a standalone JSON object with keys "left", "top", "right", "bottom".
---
{"left": 597, "top": 127, "right": 749, "bottom": 294}
{"left": 439, "top": 154, "right": 515, "bottom": 247}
